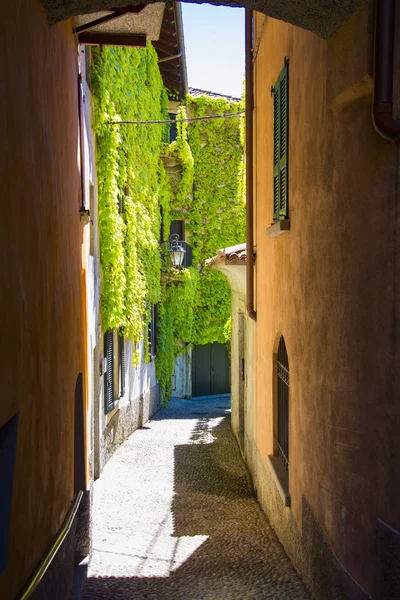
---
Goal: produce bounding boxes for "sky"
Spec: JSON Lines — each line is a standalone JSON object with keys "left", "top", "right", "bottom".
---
{"left": 181, "top": 4, "right": 245, "bottom": 98}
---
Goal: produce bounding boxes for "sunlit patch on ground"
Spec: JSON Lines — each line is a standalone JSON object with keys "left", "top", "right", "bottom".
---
{"left": 83, "top": 396, "right": 309, "bottom": 599}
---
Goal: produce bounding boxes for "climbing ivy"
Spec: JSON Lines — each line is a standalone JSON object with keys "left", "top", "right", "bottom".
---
{"left": 186, "top": 94, "right": 245, "bottom": 263}
{"left": 161, "top": 106, "right": 194, "bottom": 218}
{"left": 91, "top": 43, "right": 168, "bottom": 344}
{"left": 164, "top": 94, "right": 245, "bottom": 349}
{"left": 92, "top": 46, "right": 245, "bottom": 402}
{"left": 157, "top": 93, "right": 245, "bottom": 400}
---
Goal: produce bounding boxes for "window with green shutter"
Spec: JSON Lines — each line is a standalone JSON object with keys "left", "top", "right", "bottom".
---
{"left": 273, "top": 59, "right": 289, "bottom": 222}
{"left": 104, "top": 330, "right": 114, "bottom": 414}
{"left": 148, "top": 304, "right": 157, "bottom": 357}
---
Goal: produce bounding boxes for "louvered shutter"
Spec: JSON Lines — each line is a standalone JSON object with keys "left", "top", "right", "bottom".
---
{"left": 104, "top": 330, "right": 114, "bottom": 414}
{"left": 273, "top": 60, "right": 289, "bottom": 221}
{"left": 119, "top": 334, "right": 125, "bottom": 397}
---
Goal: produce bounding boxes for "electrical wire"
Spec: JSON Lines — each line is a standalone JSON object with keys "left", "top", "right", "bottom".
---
{"left": 252, "top": 15, "right": 268, "bottom": 64}
{"left": 108, "top": 112, "right": 245, "bottom": 126}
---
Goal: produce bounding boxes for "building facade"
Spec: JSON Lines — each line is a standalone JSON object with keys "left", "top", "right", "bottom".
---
{"left": 3, "top": 1, "right": 400, "bottom": 598}
{"left": 0, "top": 4, "right": 87, "bottom": 598}
{"left": 246, "top": 4, "right": 400, "bottom": 599}
{"left": 0, "top": 2, "right": 184, "bottom": 598}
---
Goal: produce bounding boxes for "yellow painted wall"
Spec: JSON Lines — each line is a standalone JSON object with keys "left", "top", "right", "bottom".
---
{"left": 0, "top": 1, "right": 85, "bottom": 596}
{"left": 253, "top": 7, "right": 400, "bottom": 595}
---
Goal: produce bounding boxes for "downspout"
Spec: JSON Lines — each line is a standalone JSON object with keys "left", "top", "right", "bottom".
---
{"left": 245, "top": 9, "right": 256, "bottom": 320}
{"left": 78, "top": 73, "right": 86, "bottom": 210}
{"left": 372, "top": 0, "right": 400, "bottom": 142}
{"left": 174, "top": 1, "right": 188, "bottom": 98}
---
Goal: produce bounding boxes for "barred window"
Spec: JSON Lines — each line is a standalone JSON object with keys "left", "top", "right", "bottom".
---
{"left": 277, "top": 335, "right": 289, "bottom": 470}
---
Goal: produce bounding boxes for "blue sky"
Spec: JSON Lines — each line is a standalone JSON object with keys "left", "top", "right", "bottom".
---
{"left": 182, "top": 4, "right": 245, "bottom": 98}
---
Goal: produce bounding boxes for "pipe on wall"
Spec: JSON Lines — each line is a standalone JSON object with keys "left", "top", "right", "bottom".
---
{"left": 372, "top": 0, "right": 400, "bottom": 142}
{"left": 245, "top": 9, "right": 256, "bottom": 321}
{"left": 78, "top": 72, "right": 86, "bottom": 209}
{"left": 174, "top": 1, "right": 188, "bottom": 98}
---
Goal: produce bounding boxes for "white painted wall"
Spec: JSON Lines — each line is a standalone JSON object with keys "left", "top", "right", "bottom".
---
{"left": 173, "top": 346, "right": 192, "bottom": 398}
{"left": 81, "top": 47, "right": 101, "bottom": 482}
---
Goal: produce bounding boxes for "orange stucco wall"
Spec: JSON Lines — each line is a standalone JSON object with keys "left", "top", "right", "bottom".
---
{"left": 253, "top": 7, "right": 400, "bottom": 595}
{"left": 0, "top": 1, "right": 85, "bottom": 597}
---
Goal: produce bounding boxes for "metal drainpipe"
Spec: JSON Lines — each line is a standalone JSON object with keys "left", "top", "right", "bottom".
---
{"left": 174, "top": 1, "right": 188, "bottom": 98}
{"left": 245, "top": 9, "right": 256, "bottom": 320}
{"left": 78, "top": 72, "right": 86, "bottom": 209}
{"left": 373, "top": 0, "right": 400, "bottom": 142}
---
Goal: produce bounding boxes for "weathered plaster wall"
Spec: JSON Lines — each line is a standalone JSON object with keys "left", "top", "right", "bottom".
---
{"left": 173, "top": 346, "right": 192, "bottom": 398}
{"left": 244, "top": 312, "right": 256, "bottom": 459}
{"left": 229, "top": 290, "right": 245, "bottom": 444}
{"left": 212, "top": 264, "right": 247, "bottom": 446}
{"left": 252, "top": 5, "right": 400, "bottom": 597}
{"left": 0, "top": 1, "right": 84, "bottom": 597}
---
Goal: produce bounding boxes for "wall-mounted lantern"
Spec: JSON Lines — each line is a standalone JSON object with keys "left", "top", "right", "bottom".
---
{"left": 169, "top": 233, "right": 186, "bottom": 269}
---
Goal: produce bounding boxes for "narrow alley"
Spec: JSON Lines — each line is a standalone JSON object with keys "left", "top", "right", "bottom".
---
{"left": 82, "top": 397, "right": 309, "bottom": 599}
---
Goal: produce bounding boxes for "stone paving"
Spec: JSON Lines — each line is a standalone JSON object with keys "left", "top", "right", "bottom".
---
{"left": 82, "top": 396, "right": 310, "bottom": 599}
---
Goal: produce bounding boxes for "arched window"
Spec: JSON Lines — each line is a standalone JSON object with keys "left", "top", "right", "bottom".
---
{"left": 277, "top": 336, "right": 289, "bottom": 471}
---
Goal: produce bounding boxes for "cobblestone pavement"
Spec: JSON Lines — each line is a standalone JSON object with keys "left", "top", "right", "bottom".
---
{"left": 83, "top": 396, "right": 310, "bottom": 599}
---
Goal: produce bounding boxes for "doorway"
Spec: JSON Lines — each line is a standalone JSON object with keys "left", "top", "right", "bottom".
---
{"left": 238, "top": 312, "right": 245, "bottom": 452}
{"left": 192, "top": 343, "right": 230, "bottom": 397}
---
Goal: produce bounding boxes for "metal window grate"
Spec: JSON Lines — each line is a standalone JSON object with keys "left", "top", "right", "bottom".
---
{"left": 277, "top": 336, "right": 289, "bottom": 471}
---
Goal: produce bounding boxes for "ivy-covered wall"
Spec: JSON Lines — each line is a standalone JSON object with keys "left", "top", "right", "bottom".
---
{"left": 92, "top": 45, "right": 245, "bottom": 402}
{"left": 162, "top": 94, "right": 245, "bottom": 362}
{"left": 187, "top": 94, "right": 245, "bottom": 346}
{"left": 91, "top": 43, "right": 168, "bottom": 351}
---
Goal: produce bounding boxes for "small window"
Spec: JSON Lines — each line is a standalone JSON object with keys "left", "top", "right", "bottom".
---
{"left": 169, "top": 221, "right": 192, "bottom": 268}
{"left": 118, "top": 334, "right": 125, "bottom": 397}
{"left": 159, "top": 205, "right": 164, "bottom": 243}
{"left": 169, "top": 113, "right": 177, "bottom": 143}
{"left": 277, "top": 335, "right": 289, "bottom": 471}
{"left": 104, "top": 330, "right": 125, "bottom": 413}
{"left": 170, "top": 219, "right": 184, "bottom": 240}
{"left": 272, "top": 59, "right": 289, "bottom": 222}
{"left": 148, "top": 305, "right": 157, "bottom": 357}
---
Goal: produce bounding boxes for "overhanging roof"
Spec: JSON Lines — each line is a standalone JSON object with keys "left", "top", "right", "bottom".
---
{"left": 72, "top": 1, "right": 187, "bottom": 97}
{"left": 206, "top": 243, "right": 247, "bottom": 267}
{"left": 207, "top": 243, "right": 247, "bottom": 294}
{"left": 42, "top": 0, "right": 367, "bottom": 39}
{"left": 189, "top": 88, "right": 241, "bottom": 102}
{"left": 154, "top": 1, "right": 188, "bottom": 98}
{"left": 74, "top": 3, "right": 165, "bottom": 45}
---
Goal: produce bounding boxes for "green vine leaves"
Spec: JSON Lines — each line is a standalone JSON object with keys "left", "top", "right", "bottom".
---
{"left": 92, "top": 44, "right": 168, "bottom": 345}
{"left": 92, "top": 46, "right": 245, "bottom": 402}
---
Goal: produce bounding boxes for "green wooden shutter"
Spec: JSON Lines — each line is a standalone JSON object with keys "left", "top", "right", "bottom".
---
{"left": 104, "top": 330, "right": 114, "bottom": 414}
{"left": 148, "top": 304, "right": 157, "bottom": 356}
{"left": 273, "top": 60, "right": 289, "bottom": 221}
{"left": 119, "top": 334, "right": 125, "bottom": 397}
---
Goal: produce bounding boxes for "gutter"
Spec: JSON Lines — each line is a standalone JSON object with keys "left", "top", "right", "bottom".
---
{"left": 174, "top": 1, "right": 188, "bottom": 99}
{"left": 245, "top": 9, "right": 256, "bottom": 320}
{"left": 373, "top": 0, "right": 400, "bottom": 142}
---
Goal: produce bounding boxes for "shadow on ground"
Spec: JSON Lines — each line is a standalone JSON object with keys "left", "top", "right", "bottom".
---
{"left": 82, "top": 402, "right": 309, "bottom": 600}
